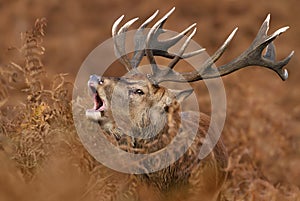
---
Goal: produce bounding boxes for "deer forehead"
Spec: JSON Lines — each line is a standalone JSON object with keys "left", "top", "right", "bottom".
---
{"left": 102, "top": 74, "right": 162, "bottom": 93}
{"left": 100, "top": 77, "right": 170, "bottom": 104}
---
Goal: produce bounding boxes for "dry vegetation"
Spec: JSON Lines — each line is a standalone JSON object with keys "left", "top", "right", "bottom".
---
{"left": 0, "top": 0, "right": 299, "bottom": 201}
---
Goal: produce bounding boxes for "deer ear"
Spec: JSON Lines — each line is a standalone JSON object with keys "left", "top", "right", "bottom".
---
{"left": 170, "top": 89, "right": 194, "bottom": 103}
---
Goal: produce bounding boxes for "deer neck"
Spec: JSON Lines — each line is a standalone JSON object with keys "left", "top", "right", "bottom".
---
{"left": 101, "top": 101, "right": 182, "bottom": 154}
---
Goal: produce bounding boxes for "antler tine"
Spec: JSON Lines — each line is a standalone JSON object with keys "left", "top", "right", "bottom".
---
{"left": 149, "top": 27, "right": 205, "bottom": 84}
{"left": 156, "top": 23, "right": 196, "bottom": 52}
{"left": 112, "top": 15, "right": 138, "bottom": 71}
{"left": 154, "top": 14, "right": 293, "bottom": 83}
{"left": 131, "top": 10, "right": 159, "bottom": 68}
{"left": 112, "top": 11, "right": 292, "bottom": 83}
{"left": 182, "top": 48, "right": 207, "bottom": 59}
{"left": 145, "top": 8, "right": 205, "bottom": 76}
{"left": 202, "top": 28, "right": 238, "bottom": 69}
{"left": 149, "top": 23, "right": 202, "bottom": 60}
{"left": 146, "top": 7, "right": 176, "bottom": 75}
{"left": 168, "top": 27, "right": 199, "bottom": 69}
{"left": 150, "top": 27, "right": 237, "bottom": 83}
{"left": 113, "top": 8, "right": 205, "bottom": 74}
{"left": 213, "top": 14, "right": 293, "bottom": 81}
{"left": 112, "top": 8, "right": 198, "bottom": 72}
{"left": 117, "top": 17, "right": 139, "bottom": 35}
{"left": 140, "top": 10, "right": 160, "bottom": 29}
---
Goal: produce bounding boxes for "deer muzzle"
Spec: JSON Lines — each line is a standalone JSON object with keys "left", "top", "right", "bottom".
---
{"left": 86, "top": 74, "right": 106, "bottom": 121}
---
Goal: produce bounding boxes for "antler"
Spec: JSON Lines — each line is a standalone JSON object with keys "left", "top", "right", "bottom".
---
{"left": 112, "top": 7, "right": 205, "bottom": 73}
{"left": 112, "top": 8, "right": 294, "bottom": 83}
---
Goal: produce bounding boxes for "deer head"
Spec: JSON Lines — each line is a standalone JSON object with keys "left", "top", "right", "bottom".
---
{"left": 85, "top": 7, "right": 293, "bottom": 142}
{"left": 86, "top": 72, "right": 193, "bottom": 140}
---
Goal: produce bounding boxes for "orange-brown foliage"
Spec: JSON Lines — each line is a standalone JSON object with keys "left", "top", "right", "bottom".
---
{"left": 0, "top": 0, "right": 299, "bottom": 200}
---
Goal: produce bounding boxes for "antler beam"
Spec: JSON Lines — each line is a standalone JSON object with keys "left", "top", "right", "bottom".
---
{"left": 156, "top": 14, "right": 293, "bottom": 83}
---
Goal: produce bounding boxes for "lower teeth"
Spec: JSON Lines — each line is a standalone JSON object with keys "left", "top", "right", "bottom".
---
{"left": 86, "top": 109, "right": 102, "bottom": 121}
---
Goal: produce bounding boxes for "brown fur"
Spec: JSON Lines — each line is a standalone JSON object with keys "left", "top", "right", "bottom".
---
{"left": 86, "top": 73, "right": 228, "bottom": 200}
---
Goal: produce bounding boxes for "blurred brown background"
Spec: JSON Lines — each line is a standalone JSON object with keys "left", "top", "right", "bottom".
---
{"left": 0, "top": 0, "right": 299, "bottom": 200}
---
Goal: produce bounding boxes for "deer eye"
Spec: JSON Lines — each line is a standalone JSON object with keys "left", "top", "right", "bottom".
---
{"left": 134, "top": 89, "right": 144, "bottom": 95}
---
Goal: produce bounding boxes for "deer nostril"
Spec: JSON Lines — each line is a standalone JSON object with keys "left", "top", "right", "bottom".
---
{"left": 89, "top": 74, "right": 103, "bottom": 85}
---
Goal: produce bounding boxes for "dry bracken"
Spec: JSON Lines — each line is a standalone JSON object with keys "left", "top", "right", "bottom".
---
{"left": 0, "top": 10, "right": 299, "bottom": 201}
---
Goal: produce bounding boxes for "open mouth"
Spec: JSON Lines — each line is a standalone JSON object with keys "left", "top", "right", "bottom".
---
{"left": 89, "top": 85, "right": 105, "bottom": 112}
{"left": 86, "top": 85, "right": 107, "bottom": 121}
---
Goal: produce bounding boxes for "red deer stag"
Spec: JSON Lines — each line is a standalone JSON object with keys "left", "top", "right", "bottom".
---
{"left": 85, "top": 8, "right": 293, "bottom": 201}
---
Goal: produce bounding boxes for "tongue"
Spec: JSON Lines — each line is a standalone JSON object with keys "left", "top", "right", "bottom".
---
{"left": 94, "top": 93, "right": 103, "bottom": 110}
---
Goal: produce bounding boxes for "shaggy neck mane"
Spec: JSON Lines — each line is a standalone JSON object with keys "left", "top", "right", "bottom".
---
{"left": 101, "top": 100, "right": 182, "bottom": 154}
